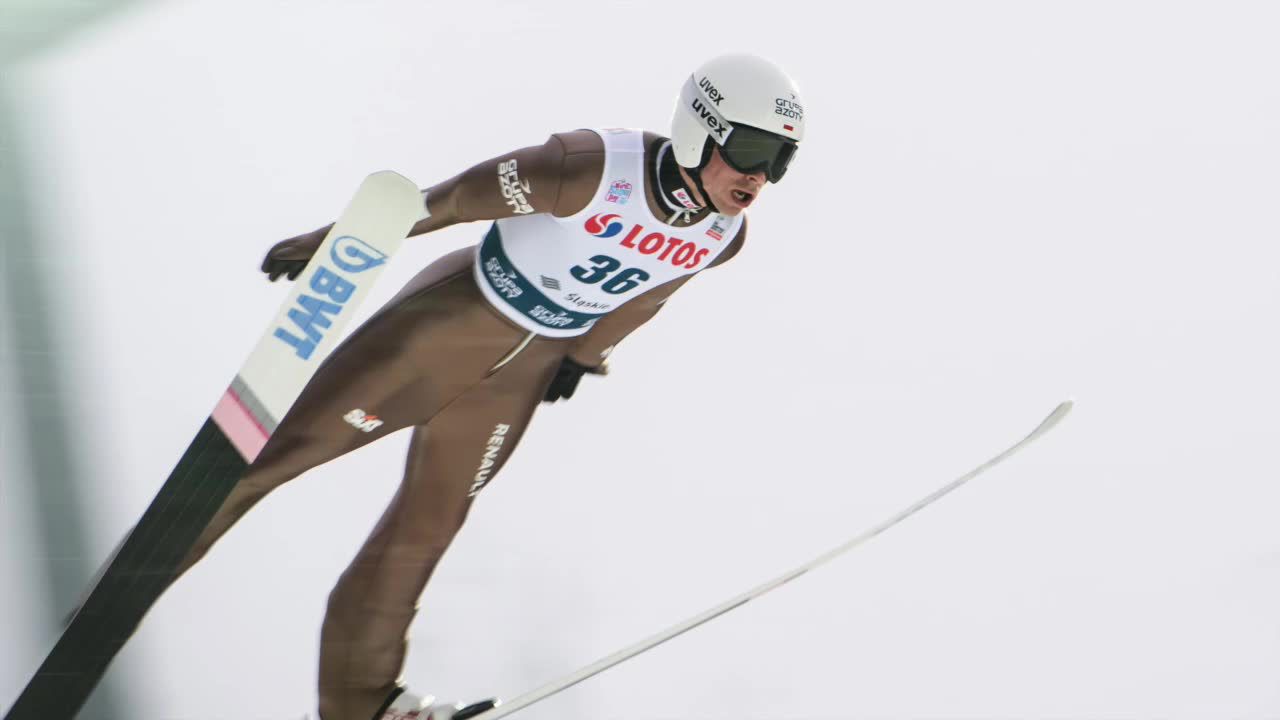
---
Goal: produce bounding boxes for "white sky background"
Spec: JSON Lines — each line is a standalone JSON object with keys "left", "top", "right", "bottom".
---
{"left": 2, "top": 1, "right": 1278, "bottom": 718}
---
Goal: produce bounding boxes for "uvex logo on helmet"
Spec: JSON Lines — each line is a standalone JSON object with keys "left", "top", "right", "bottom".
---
{"left": 584, "top": 213, "right": 624, "bottom": 238}
{"left": 698, "top": 76, "right": 727, "bottom": 105}
{"left": 690, "top": 97, "right": 729, "bottom": 140}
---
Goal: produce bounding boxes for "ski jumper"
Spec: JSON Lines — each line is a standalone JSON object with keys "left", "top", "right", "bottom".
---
{"left": 171, "top": 128, "right": 748, "bottom": 720}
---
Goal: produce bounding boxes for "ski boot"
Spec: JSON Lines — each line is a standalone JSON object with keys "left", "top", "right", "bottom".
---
{"left": 378, "top": 686, "right": 500, "bottom": 720}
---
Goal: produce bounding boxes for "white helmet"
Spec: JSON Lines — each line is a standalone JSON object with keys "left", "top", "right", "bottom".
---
{"left": 670, "top": 53, "right": 805, "bottom": 183}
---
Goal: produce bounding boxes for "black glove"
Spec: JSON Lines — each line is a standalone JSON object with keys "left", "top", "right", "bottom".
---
{"left": 543, "top": 357, "right": 607, "bottom": 403}
{"left": 260, "top": 232, "right": 325, "bottom": 282}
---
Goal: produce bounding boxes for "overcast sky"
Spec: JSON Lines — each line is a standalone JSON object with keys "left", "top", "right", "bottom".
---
{"left": 3, "top": 1, "right": 1279, "bottom": 718}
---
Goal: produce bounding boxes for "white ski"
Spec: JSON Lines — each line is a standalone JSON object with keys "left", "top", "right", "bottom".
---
{"left": 214, "top": 170, "right": 425, "bottom": 461}
{"left": 6, "top": 170, "right": 424, "bottom": 720}
{"left": 469, "top": 400, "right": 1074, "bottom": 720}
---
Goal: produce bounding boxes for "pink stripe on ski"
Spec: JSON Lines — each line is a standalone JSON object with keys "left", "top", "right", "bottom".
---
{"left": 212, "top": 387, "right": 269, "bottom": 463}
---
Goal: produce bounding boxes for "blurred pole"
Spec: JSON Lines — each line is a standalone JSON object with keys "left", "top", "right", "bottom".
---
{"left": 2, "top": 2, "right": 147, "bottom": 717}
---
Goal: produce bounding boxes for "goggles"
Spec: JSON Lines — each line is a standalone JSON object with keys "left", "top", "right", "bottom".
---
{"left": 716, "top": 123, "right": 798, "bottom": 183}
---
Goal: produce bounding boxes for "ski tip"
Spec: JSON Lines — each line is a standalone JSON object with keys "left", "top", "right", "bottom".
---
{"left": 367, "top": 169, "right": 417, "bottom": 184}
{"left": 362, "top": 170, "right": 421, "bottom": 197}
{"left": 1037, "top": 399, "right": 1074, "bottom": 434}
{"left": 353, "top": 170, "right": 424, "bottom": 223}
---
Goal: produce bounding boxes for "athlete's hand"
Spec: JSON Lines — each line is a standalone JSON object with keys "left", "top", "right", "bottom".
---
{"left": 261, "top": 231, "right": 325, "bottom": 282}
{"left": 543, "top": 357, "right": 608, "bottom": 403}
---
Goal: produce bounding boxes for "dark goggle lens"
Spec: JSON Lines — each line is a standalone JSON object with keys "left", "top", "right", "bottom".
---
{"left": 720, "top": 125, "right": 798, "bottom": 183}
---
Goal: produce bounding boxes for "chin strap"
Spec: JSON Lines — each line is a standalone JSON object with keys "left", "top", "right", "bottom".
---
{"left": 688, "top": 165, "right": 720, "bottom": 215}
{"left": 656, "top": 140, "right": 718, "bottom": 223}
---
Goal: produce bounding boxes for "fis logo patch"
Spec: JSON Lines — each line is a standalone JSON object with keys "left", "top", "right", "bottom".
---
{"left": 606, "top": 180, "right": 633, "bottom": 205}
{"left": 343, "top": 409, "right": 383, "bottom": 433}
{"left": 584, "top": 213, "right": 624, "bottom": 238}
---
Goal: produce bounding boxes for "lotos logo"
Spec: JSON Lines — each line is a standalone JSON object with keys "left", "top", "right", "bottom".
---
{"left": 584, "top": 213, "right": 625, "bottom": 238}
{"left": 616, "top": 223, "right": 711, "bottom": 269}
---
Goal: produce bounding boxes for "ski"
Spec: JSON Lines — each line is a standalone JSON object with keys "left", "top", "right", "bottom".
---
{"left": 4, "top": 171, "right": 424, "bottom": 720}
{"left": 468, "top": 400, "right": 1074, "bottom": 720}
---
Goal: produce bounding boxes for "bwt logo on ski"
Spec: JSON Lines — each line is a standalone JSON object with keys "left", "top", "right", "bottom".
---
{"left": 584, "top": 213, "right": 625, "bottom": 238}
{"left": 469, "top": 423, "right": 511, "bottom": 497}
{"left": 343, "top": 409, "right": 384, "bottom": 433}
{"left": 330, "top": 235, "right": 388, "bottom": 273}
{"left": 272, "top": 235, "right": 387, "bottom": 360}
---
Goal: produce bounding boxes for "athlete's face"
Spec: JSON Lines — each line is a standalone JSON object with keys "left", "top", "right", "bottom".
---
{"left": 700, "top": 146, "right": 766, "bottom": 215}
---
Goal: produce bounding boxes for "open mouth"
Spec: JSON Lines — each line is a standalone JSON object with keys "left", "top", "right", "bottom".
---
{"left": 731, "top": 189, "right": 754, "bottom": 205}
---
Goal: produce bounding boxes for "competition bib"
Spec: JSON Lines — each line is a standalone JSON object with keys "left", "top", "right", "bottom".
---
{"left": 474, "top": 128, "right": 742, "bottom": 337}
